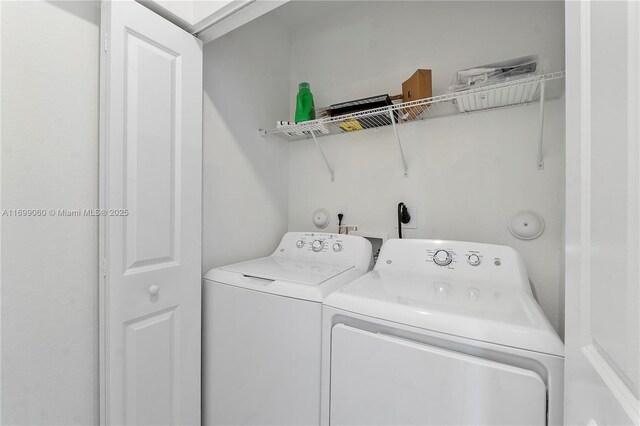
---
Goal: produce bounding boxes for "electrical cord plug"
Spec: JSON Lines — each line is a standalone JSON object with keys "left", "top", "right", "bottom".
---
{"left": 398, "top": 202, "right": 411, "bottom": 239}
{"left": 400, "top": 205, "right": 411, "bottom": 224}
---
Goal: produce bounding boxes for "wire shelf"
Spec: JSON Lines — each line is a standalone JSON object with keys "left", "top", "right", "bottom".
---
{"left": 259, "top": 71, "right": 565, "bottom": 141}
{"left": 259, "top": 71, "right": 564, "bottom": 181}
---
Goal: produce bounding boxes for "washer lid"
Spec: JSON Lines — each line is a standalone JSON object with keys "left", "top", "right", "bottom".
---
{"left": 221, "top": 256, "right": 353, "bottom": 286}
{"left": 323, "top": 270, "right": 564, "bottom": 356}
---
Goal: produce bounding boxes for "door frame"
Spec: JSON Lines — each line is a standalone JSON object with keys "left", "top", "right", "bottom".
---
{"left": 564, "top": 1, "right": 640, "bottom": 424}
{"left": 98, "top": 2, "right": 110, "bottom": 423}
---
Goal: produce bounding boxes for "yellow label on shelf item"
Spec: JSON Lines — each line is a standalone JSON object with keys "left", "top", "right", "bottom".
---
{"left": 339, "top": 119, "right": 364, "bottom": 132}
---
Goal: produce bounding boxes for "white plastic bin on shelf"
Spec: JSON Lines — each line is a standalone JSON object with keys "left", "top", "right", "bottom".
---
{"left": 453, "top": 77, "right": 540, "bottom": 113}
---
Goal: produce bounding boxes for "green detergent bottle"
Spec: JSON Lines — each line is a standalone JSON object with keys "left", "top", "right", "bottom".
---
{"left": 295, "top": 82, "right": 316, "bottom": 123}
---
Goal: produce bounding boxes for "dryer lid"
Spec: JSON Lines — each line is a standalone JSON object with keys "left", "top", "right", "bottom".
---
{"left": 221, "top": 256, "right": 354, "bottom": 286}
{"left": 324, "top": 238, "right": 564, "bottom": 356}
{"left": 324, "top": 270, "right": 564, "bottom": 356}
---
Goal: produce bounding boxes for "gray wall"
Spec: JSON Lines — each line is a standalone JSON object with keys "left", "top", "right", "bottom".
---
{"left": 202, "top": 13, "right": 290, "bottom": 271}
{"left": 1, "top": 1, "right": 100, "bottom": 424}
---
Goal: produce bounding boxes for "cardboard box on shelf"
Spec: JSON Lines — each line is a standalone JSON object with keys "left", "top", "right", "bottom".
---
{"left": 402, "top": 69, "right": 432, "bottom": 120}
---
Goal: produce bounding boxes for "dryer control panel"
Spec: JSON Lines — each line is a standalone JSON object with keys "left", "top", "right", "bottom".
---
{"left": 375, "top": 239, "right": 529, "bottom": 289}
{"left": 424, "top": 246, "right": 491, "bottom": 269}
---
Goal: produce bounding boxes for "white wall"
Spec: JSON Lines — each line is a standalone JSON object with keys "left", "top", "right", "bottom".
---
{"left": 1, "top": 1, "right": 100, "bottom": 424}
{"left": 147, "top": 1, "right": 234, "bottom": 25}
{"left": 283, "top": 1, "right": 566, "bottom": 333}
{"left": 202, "top": 13, "right": 290, "bottom": 271}
{"left": 148, "top": 0, "right": 197, "bottom": 23}
{"left": 192, "top": 1, "right": 234, "bottom": 23}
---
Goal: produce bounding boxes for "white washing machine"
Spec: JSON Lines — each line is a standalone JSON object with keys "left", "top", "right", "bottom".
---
{"left": 321, "top": 239, "right": 564, "bottom": 426}
{"left": 203, "top": 232, "right": 373, "bottom": 426}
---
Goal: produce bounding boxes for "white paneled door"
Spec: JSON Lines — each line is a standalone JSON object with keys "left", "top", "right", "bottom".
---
{"left": 565, "top": 1, "right": 640, "bottom": 425}
{"left": 100, "top": 1, "right": 203, "bottom": 424}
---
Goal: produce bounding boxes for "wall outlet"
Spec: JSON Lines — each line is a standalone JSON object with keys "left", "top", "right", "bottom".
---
{"left": 336, "top": 206, "right": 348, "bottom": 226}
{"left": 403, "top": 207, "right": 418, "bottom": 229}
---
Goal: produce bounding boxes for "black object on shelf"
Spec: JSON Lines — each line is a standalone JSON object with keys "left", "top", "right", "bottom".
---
{"left": 328, "top": 94, "right": 398, "bottom": 131}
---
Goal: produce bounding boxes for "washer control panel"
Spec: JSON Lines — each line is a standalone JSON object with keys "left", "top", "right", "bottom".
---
{"left": 275, "top": 232, "right": 373, "bottom": 269}
{"left": 292, "top": 232, "right": 348, "bottom": 254}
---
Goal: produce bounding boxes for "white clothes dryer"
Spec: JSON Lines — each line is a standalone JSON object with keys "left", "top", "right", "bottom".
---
{"left": 203, "top": 232, "right": 373, "bottom": 426}
{"left": 321, "top": 239, "right": 564, "bottom": 426}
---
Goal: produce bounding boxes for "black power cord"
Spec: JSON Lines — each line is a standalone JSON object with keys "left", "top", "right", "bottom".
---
{"left": 398, "top": 202, "right": 411, "bottom": 239}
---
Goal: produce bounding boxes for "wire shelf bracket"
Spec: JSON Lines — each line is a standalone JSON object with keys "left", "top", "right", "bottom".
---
{"left": 537, "top": 80, "right": 546, "bottom": 170}
{"left": 310, "top": 132, "right": 335, "bottom": 182}
{"left": 389, "top": 107, "right": 409, "bottom": 177}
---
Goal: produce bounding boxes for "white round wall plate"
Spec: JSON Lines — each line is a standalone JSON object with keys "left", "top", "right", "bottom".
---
{"left": 508, "top": 210, "right": 545, "bottom": 240}
{"left": 312, "top": 208, "right": 330, "bottom": 229}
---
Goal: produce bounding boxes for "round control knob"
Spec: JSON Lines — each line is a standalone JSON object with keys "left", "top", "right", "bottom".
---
{"left": 433, "top": 249, "right": 453, "bottom": 266}
{"left": 468, "top": 254, "right": 481, "bottom": 266}
{"left": 296, "top": 240, "right": 305, "bottom": 248}
{"left": 311, "top": 240, "right": 324, "bottom": 252}
{"left": 333, "top": 243, "right": 342, "bottom": 252}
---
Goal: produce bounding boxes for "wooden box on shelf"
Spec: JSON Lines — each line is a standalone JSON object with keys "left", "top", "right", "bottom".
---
{"left": 402, "top": 69, "right": 432, "bottom": 120}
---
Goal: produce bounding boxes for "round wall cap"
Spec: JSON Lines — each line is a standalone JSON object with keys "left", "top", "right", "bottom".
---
{"left": 508, "top": 210, "right": 545, "bottom": 240}
{"left": 312, "top": 208, "right": 330, "bottom": 229}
